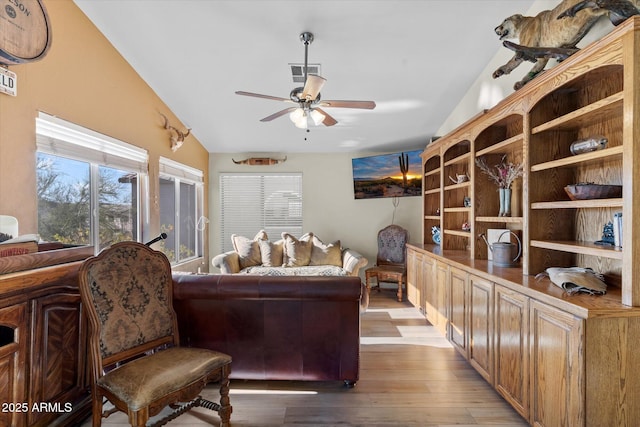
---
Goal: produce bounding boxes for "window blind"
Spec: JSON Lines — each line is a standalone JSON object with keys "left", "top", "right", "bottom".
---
{"left": 159, "top": 156, "right": 203, "bottom": 183}
{"left": 219, "top": 173, "right": 303, "bottom": 252}
{"left": 35, "top": 112, "right": 148, "bottom": 174}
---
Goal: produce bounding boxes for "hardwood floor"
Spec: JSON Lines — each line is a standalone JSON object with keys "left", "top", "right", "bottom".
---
{"left": 82, "top": 289, "right": 527, "bottom": 426}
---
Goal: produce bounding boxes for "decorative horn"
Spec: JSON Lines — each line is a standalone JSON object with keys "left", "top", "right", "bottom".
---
{"left": 232, "top": 156, "right": 287, "bottom": 165}
{"left": 160, "top": 113, "right": 191, "bottom": 152}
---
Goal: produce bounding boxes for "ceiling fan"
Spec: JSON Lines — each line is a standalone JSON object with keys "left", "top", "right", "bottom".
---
{"left": 235, "top": 32, "right": 376, "bottom": 129}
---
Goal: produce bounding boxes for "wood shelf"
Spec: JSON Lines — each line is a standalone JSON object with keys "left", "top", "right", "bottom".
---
{"left": 422, "top": 19, "right": 635, "bottom": 303}
{"left": 476, "top": 216, "right": 524, "bottom": 224}
{"left": 424, "top": 215, "right": 441, "bottom": 220}
{"left": 443, "top": 152, "right": 471, "bottom": 167}
{"left": 424, "top": 167, "right": 441, "bottom": 177}
{"left": 444, "top": 229, "right": 471, "bottom": 238}
{"left": 475, "top": 134, "right": 524, "bottom": 157}
{"left": 444, "top": 207, "right": 471, "bottom": 213}
{"left": 532, "top": 198, "right": 623, "bottom": 209}
{"left": 530, "top": 240, "right": 623, "bottom": 260}
{"left": 444, "top": 181, "right": 471, "bottom": 191}
{"left": 530, "top": 146, "right": 623, "bottom": 172}
{"left": 531, "top": 91, "right": 623, "bottom": 134}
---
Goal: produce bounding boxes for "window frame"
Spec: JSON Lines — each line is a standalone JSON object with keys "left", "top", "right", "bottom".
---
{"left": 159, "top": 156, "right": 205, "bottom": 265}
{"left": 35, "top": 112, "right": 148, "bottom": 252}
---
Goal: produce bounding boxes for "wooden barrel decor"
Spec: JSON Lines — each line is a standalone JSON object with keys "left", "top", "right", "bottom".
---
{"left": 0, "top": 0, "right": 51, "bottom": 65}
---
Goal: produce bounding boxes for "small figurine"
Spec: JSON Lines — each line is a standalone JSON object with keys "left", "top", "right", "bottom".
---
{"left": 462, "top": 221, "right": 471, "bottom": 232}
{"left": 431, "top": 226, "right": 441, "bottom": 245}
{"left": 594, "top": 221, "right": 615, "bottom": 246}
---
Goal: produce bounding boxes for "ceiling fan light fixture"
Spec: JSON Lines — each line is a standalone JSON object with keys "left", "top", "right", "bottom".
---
{"left": 294, "top": 117, "right": 308, "bottom": 129}
{"left": 289, "top": 107, "right": 304, "bottom": 123}
{"left": 310, "top": 109, "right": 325, "bottom": 126}
{"left": 291, "top": 109, "right": 308, "bottom": 128}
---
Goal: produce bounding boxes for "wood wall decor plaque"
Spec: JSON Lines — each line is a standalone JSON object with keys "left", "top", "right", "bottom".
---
{"left": 0, "top": 0, "right": 52, "bottom": 65}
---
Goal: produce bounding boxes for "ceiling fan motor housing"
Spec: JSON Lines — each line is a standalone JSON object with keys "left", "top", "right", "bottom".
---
{"left": 290, "top": 87, "right": 321, "bottom": 104}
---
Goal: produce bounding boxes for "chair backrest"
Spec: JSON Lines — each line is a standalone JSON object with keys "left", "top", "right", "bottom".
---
{"left": 78, "top": 241, "right": 178, "bottom": 372}
{"left": 376, "top": 225, "right": 409, "bottom": 266}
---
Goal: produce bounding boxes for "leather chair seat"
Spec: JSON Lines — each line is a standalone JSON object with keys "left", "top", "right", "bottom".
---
{"left": 97, "top": 347, "right": 231, "bottom": 411}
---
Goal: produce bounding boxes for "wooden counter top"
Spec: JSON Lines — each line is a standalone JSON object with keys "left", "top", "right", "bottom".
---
{"left": 407, "top": 243, "right": 640, "bottom": 319}
{"left": 0, "top": 245, "right": 93, "bottom": 275}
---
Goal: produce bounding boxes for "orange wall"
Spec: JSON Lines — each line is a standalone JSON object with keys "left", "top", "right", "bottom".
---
{"left": 0, "top": 0, "right": 209, "bottom": 263}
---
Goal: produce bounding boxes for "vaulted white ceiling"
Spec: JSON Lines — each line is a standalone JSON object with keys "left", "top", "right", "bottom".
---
{"left": 74, "top": 0, "right": 539, "bottom": 153}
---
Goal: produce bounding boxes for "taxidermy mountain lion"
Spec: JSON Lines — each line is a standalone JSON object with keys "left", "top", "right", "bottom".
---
{"left": 493, "top": 0, "right": 607, "bottom": 90}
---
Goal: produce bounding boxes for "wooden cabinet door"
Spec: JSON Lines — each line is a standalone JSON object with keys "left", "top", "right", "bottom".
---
{"left": 468, "top": 274, "right": 493, "bottom": 384}
{"left": 427, "top": 261, "right": 449, "bottom": 337}
{"left": 414, "top": 252, "right": 425, "bottom": 314}
{"left": 0, "top": 303, "right": 27, "bottom": 427}
{"left": 421, "top": 254, "right": 435, "bottom": 319}
{"left": 28, "top": 293, "right": 88, "bottom": 426}
{"left": 449, "top": 267, "right": 468, "bottom": 357}
{"left": 529, "top": 300, "right": 584, "bottom": 427}
{"left": 494, "top": 284, "right": 529, "bottom": 420}
{"left": 406, "top": 249, "right": 420, "bottom": 308}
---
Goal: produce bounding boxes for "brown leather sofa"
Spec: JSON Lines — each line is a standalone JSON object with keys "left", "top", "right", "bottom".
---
{"left": 172, "top": 274, "right": 362, "bottom": 386}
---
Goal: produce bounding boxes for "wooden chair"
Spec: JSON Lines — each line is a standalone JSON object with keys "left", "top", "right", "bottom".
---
{"left": 365, "top": 225, "right": 409, "bottom": 302}
{"left": 78, "top": 241, "right": 232, "bottom": 427}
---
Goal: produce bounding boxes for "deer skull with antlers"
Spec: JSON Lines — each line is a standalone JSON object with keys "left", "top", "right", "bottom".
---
{"left": 160, "top": 113, "right": 191, "bottom": 152}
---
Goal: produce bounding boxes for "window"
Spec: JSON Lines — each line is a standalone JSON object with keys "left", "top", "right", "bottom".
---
{"left": 219, "top": 173, "right": 303, "bottom": 252}
{"left": 36, "top": 113, "right": 148, "bottom": 251}
{"left": 159, "top": 157, "right": 204, "bottom": 264}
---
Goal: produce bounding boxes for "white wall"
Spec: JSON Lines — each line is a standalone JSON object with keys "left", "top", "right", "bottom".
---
{"left": 209, "top": 152, "right": 423, "bottom": 275}
{"left": 437, "top": 0, "right": 614, "bottom": 136}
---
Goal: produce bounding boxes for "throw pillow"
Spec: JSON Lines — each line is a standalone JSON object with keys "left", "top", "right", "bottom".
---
{"left": 309, "top": 235, "right": 342, "bottom": 267}
{"left": 231, "top": 230, "right": 268, "bottom": 269}
{"left": 259, "top": 239, "right": 285, "bottom": 267}
{"left": 282, "top": 232, "right": 314, "bottom": 267}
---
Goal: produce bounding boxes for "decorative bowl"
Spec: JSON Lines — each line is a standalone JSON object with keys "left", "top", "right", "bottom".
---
{"left": 564, "top": 183, "right": 622, "bottom": 200}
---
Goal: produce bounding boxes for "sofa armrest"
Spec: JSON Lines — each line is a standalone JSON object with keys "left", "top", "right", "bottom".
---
{"left": 211, "top": 250, "right": 240, "bottom": 274}
{"left": 342, "top": 248, "right": 368, "bottom": 277}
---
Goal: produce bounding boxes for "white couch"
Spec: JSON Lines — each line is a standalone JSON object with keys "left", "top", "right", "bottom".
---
{"left": 212, "top": 231, "right": 368, "bottom": 277}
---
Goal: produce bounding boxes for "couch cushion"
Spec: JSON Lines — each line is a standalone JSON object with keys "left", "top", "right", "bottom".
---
{"left": 259, "top": 239, "right": 284, "bottom": 267}
{"left": 282, "top": 232, "right": 314, "bottom": 267}
{"left": 309, "top": 235, "right": 342, "bottom": 267}
{"left": 231, "top": 230, "right": 268, "bottom": 269}
{"left": 240, "top": 265, "right": 348, "bottom": 276}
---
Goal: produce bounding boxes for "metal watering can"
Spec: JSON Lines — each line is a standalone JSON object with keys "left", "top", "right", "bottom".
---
{"left": 480, "top": 231, "right": 522, "bottom": 267}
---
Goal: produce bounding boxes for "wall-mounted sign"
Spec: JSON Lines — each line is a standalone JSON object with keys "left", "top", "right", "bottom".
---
{"left": 0, "top": 67, "right": 16, "bottom": 96}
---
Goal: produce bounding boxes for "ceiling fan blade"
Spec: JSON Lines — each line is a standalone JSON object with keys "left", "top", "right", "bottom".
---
{"left": 314, "top": 108, "right": 338, "bottom": 127}
{"left": 301, "top": 75, "right": 327, "bottom": 101}
{"left": 236, "top": 91, "right": 293, "bottom": 103}
{"left": 318, "top": 100, "right": 376, "bottom": 109}
{"left": 260, "top": 107, "right": 298, "bottom": 122}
